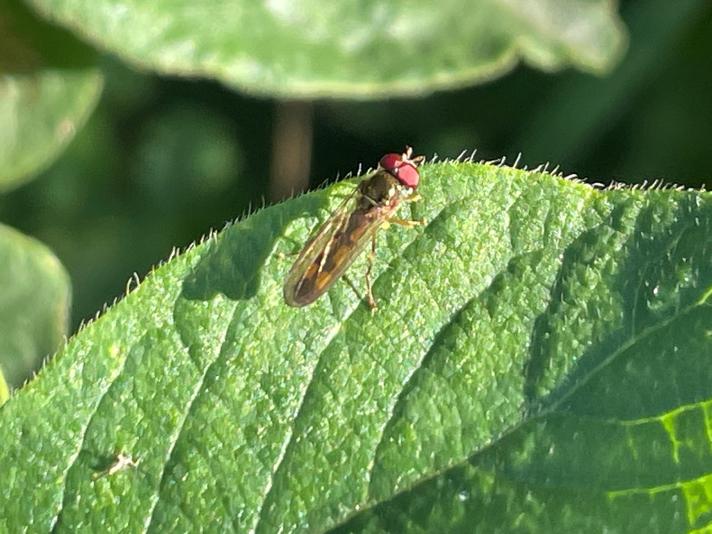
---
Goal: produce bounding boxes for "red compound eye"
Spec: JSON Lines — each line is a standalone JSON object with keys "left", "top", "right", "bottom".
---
{"left": 395, "top": 162, "right": 419, "bottom": 188}
{"left": 379, "top": 153, "right": 402, "bottom": 174}
{"left": 378, "top": 148, "right": 422, "bottom": 189}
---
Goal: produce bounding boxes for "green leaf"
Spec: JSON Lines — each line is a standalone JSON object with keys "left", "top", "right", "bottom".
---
{"left": 0, "top": 0, "right": 103, "bottom": 193}
{"left": 0, "top": 160, "right": 709, "bottom": 531}
{"left": 24, "top": 0, "right": 625, "bottom": 98}
{"left": 0, "top": 224, "right": 70, "bottom": 390}
{"left": 0, "top": 370, "right": 8, "bottom": 406}
{"left": 515, "top": 0, "right": 706, "bottom": 169}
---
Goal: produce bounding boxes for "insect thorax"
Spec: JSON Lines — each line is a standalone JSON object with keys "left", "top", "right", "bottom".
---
{"left": 358, "top": 171, "right": 406, "bottom": 208}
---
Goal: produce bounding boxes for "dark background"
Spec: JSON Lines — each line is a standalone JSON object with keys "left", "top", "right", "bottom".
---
{"left": 1, "top": 1, "right": 710, "bottom": 328}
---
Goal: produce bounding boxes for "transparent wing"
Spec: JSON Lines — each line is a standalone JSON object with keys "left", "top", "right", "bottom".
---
{"left": 283, "top": 187, "right": 360, "bottom": 305}
{"left": 283, "top": 186, "right": 397, "bottom": 307}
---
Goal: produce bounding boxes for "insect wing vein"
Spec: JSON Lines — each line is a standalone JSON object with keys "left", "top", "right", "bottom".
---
{"left": 284, "top": 187, "right": 393, "bottom": 306}
{"left": 284, "top": 189, "right": 358, "bottom": 304}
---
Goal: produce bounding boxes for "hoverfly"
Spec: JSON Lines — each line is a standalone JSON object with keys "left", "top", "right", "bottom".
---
{"left": 284, "top": 146, "right": 425, "bottom": 309}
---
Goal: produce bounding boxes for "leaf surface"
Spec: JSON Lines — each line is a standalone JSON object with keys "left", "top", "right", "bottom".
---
{"left": 0, "top": 0, "right": 102, "bottom": 192}
{"left": 0, "top": 160, "right": 709, "bottom": 532}
{"left": 0, "top": 224, "right": 70, "bottom": 390}
{"left": 25, "top": 0, "right": 625, "bottom": 97}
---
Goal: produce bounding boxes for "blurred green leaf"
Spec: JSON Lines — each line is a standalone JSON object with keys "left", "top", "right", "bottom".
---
{"left": 0, "top": 160, "right": 709, "bottom": 531}
{"left": 132, "top": 103, "right": 242, "bottom": 205}
{"left": 515, "top": 0, "right": 706, "bottom": 170}
{"left": 0, "top": 224, "right": 70, "bottom": 390}
{"left": 0, "top": 0, "right": 102, "bottom": 192}
{"left": 25, "top": 0, "right": 625, "bottom": 98}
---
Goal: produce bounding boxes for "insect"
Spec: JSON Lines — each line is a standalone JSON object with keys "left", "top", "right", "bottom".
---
{"left": 284, "top": 146, "right": 425, "bottom": 309}
{"left": 92, "top": 452, "right": 140, "bottom": 480}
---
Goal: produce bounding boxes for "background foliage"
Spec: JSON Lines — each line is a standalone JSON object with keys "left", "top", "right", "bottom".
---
{"left": 2, "top": 1, "right": 710, "bottom": 334}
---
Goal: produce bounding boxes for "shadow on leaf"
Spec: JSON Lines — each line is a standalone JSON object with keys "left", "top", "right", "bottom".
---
{"left": 181, "top": 194, "right": 326, "bottom": 302}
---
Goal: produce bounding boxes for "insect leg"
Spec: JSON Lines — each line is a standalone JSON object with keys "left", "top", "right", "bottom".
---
{"left": 389, "top": 217, "right": 426, "bottom": 228}
{"left": 342, "top": 274, "right": 364, "bottom": 302}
